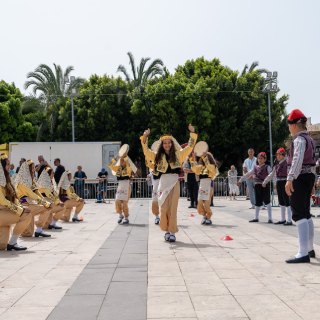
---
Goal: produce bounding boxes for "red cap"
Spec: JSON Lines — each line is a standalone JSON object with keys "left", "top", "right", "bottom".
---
{"left": 287, "top": 109, "right": 307, "bottom": 124}
{"left": 276, "top": 147, "right": 286, "bottom": 155}
{"left": 258, "top": 152, "right": 267, "bottom": 158}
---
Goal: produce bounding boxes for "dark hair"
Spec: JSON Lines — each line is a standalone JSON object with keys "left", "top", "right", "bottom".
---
{"left": 1, "top": 158, "right": 17, "bottom": 202}
{"left": 46, "top": 167, "right": 53, "bottom": 175}
{"left": 28, "top": 162, "right": 35, "bottom": 179}
{"left": 54, "top": 158, "right": 60, "bottom": 163}
{"left": 155, "top": 139, "right": 177, "bottom": 165}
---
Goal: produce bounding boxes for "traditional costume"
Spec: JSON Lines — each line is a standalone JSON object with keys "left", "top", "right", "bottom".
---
{"left": 263, "top": 148, "right": 292, "bottom": 225}
{"left": 15, "top": 160, "right": 52, "bottom": 237}
{"left": 58, "top": 171, "right": 84, "bottom": 222}
{"left": 140, "top": 129, "right": 197, "bottom": 242}
{"left": 37, "top": 167, "right": 64, "bottom": 229}
{"left": 285, "top": 109, "right": 316, "bottom": 263}
{"left": 0, "top": 154, "right": 32, "bottom": 250}
{"left": 239, "top": 152, "right": 273, "bottom": 223}
{"left": 189, "top": 143, "right": 218, "bottom": 225}
{"left": 108, "top": 145, "right": 137, "bottom": 224}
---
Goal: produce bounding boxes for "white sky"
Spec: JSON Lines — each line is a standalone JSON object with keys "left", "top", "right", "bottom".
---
{"left": 1, "top": 0, "right": 319, "bottom": 123}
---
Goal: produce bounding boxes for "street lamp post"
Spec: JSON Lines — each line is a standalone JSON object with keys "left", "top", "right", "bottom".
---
{"left": 262, "top": 71, "right": 278, "bottom": 166}
{"left": 65, "top": 75, "right": 76, "bottom": 142}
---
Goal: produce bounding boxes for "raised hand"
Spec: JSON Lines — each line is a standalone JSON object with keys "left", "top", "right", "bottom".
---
{"left": 143, "top": 128, "right": 151, "bottom": 137}
{"left": 188, "top": 124, "right": 195, "bottom": 133}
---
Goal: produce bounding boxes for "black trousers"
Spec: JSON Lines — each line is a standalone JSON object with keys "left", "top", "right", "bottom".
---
{"left": 254, "top": 183, "right": 270, "bottom": 207}
{"left": 276, "top": 180, "right": 290, "bottom": 207}
{"left": 187, "top": 180, "right": 199, "bottom": 206}
{"left": 290, "top": 173, "right": 315, "bottom": 222}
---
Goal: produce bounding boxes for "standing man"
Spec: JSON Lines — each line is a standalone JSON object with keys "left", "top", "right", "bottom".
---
{"left": 54, "top": 158, "right": 65, "bottom": 184}
{"left": 243, "top": 148, "right": 257, "bottom": 209}
{"left": 285, "top": 109, "right": 316, "bottom": 263}
{"left": 97, "top": 168, "right": 108, "bottom": 203}
{"left": 74, "top": 166, "right": 87, "bottom": 198}
{"left": 183, "top": 156, "right": 199, "bottom": 208}
{"left": 16, "top": 158, "right": 26, "bottom": 174}
{"left": 37, "top": 155, "right": 48, "bottom": 177}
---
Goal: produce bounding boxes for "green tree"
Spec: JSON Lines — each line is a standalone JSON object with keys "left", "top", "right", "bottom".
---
{"left": 24, "top": 63, "right": 85, "bottom": 140}
{"left": 0, "top": 81, "right": 36, "bottom": 143}
{"left": 117, "top": 52, "right": 165, "bottom": 93}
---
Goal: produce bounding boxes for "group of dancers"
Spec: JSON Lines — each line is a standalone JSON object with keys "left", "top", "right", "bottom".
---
{"left": 0, "top": 156, "right": 85, "bottom": 251}
{"left": 109, "top": 108, "right": 317, "bottom": 263}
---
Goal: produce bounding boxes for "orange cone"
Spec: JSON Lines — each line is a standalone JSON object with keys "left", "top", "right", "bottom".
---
{"left": 221, "top": 235, "right": 233, "bottom": 241}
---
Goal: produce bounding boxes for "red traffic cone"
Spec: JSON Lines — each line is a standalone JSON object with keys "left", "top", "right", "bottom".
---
{"left": 221, "top": 235, "right": 233, "bottom": 241}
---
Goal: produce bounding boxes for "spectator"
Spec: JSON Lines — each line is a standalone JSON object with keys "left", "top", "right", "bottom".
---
{"left": 97, "top": 168, "right": 108, "bottom": 203}
{"left": 74, "top": 165, "right": 87, "bottom": 198}
{"left": 183, "top": 156, "right": 199, "bottom": 208}
{"left": 37, "top": 155, "right": 48, "bottom": 177}
{"left": 9, "top": 164, "right": 16, "bottom": 177}
{"left": 15, "top": 158, "right": 26, "bottom": 174}
{"left": 54, "top": 158, "right": 65, "bottom": 184}
{"left": 243, "top": 148, "right": 257, "bottom": 209}
{"left": 228, "top": 165, "right": 239, "bottom": 200}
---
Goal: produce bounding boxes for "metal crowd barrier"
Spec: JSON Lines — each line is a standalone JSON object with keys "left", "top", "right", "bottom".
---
{"left": 71, "top": 177, "right": 251, "bottom": 201}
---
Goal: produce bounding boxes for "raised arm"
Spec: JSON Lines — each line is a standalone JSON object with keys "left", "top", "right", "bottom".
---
{"left": 140, "top": 128, "right": 156, "bottom": 162}
{"left": 178, "top": 124, "right": 198, "bottom": 162}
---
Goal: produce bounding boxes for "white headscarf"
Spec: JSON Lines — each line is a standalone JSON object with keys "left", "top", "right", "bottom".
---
{"left": 36, "top": 169, "right": 53, "bottom": 191}
{"left": 153, "top": 136, "right": 182, "bottom": 154}
{"left": 57, "top": 171, "right": 71, "bottom": 193}
{"left": 14, "top": 161, "right": 32, "bottom": 188}
{"left": 0, "top": 162, "right": 6, "bottom": 187}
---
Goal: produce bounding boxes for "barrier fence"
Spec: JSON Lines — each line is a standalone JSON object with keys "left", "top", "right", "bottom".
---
{"left": 72, "top": 177, "right": 271, "bottom": 203}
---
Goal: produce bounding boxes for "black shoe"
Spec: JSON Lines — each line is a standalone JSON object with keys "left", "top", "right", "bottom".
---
{"left": 168, "top": 234, "right": 176, "bottom": 242}
{"left": 7, "top": 243, "right": 27, "bottom": 251}
{"left": 309, "top": 250, "right": 316, "bottom": 258}
{"left": 122, "top": 219, "right": 129, "bottom": 225}
{"left": 249, "top": 219, "right": 259, "bottom": 223}
{"left": 283, "top": 221, "right": 293, "bottom": 226}
{"left": 201, "top": 217, "right": 207, "bottom": 225}
{"left": 154, "top": 216, "right": 160, "bottom": 225}
{"left": 268, "top": 219, "right": 273, "bottom": 224}
{"left": 72, "top": 217, "right": 83, "bottom": 222}
{"left": 205, "top": 219, "right": 212, "bottom": 225}
{"left": 118, "top": 215, "right": 124, "bottom": 224}
{"left": 34, "top": 231, "right": 51, "bottom": 238}
{"left": 164, "top": 232, "right": 170, "bottom": 241}
{"left": 286, "top": 255, "right": 310, "bottom": 263}
{"left": 188, "top": 205, "right": 195, "bottom": 208}
{"left": 48, "top": 224, "right": 62, "bottom": 230}
{"left": 274, "top": 220, "right": 286, "bottom": 225}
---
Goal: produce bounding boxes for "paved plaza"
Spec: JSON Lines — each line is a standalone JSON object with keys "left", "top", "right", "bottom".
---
{"left": 1, "top": 197, "right": 320, "bottom": 320}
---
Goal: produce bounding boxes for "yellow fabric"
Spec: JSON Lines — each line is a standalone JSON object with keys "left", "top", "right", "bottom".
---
{"left": 190, "top": 155, "right": 218, "bottom": 179}
{"left": 140, "top": 132, "right": 198, "bottom": 173}
{"left": 0, "top": 186, "right": 24, "bottom": 216}
{"left": 66, "top": 187, "right": 81, "bottom": 201}
{"left": 38, "top": 188, "right": 61, "bottom": 205}
{"left": 16, "top": 184, "right": 51, "bottom": 208}
{"left": 108, "top": 158, "right": 134, "bottom": 177}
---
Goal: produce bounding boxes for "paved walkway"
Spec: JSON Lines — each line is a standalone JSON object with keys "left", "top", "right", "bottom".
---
{"left": 1, "top": 198, "right": 320, "bottom": 320}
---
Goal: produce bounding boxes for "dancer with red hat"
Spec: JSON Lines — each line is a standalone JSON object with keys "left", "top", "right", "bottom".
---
{"left": 239, "top": 152, "right": 273, "bottom": 223}
{"left": 262, "top": 148, "right": 292, "bottom": 225}
{"left": 285, "top": 109, "right": 316, "bottom": 263}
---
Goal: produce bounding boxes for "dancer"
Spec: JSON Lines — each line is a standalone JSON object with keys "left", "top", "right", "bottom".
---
{"left": 58, "top": 171, "right": 85, "bottom": 222}
{"left": 109, "top": 144, "right": 137, "bottom": 225}
{"left": 285, "top": 109, "right": 316, "bottom": 263}
{"left": 0, "top": 154, "right": 32, "bottom": 251}
{"left": 262, "top": 148, "right": 292, "bottom": 225}
{"left": 239, "top": 152, "right": 273, "bottom": 223}
{"left": 140, "top": 124, "right": 197, "bottom": 242}
{"left": 37, "top": 166, "right": 65, "bottom": 229}
{"left": 190, "top": 141, "right": 218, "bottom": 225}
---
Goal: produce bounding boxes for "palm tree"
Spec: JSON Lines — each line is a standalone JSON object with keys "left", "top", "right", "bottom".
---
{"left": 240, "top": 61, "right": 260, "bottom": 76}
{"left": 24, "top": 63, "right": 84, "bottom": 140}
{"left": 117, "top": 52, "right": 165, "bottom": 90}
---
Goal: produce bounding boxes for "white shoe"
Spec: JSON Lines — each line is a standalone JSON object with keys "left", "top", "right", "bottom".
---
{"left": 249, "top": 206, "right": 255, "bottom": 209}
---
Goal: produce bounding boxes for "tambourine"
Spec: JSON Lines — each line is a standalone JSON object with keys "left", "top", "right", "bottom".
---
{"left": 118, "top": 144, "right": 129, "bottom": 158}
{"left": 194, "top": 141, "right": 208, "bottom": 157}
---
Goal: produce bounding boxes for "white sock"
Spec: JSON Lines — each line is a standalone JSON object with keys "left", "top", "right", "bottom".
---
{"left": 307, "top": 218, "right": 314, "bottom": 252}
{"left": 286, "top": 207, "right": 292, "bottom": 223}
{"left": 170, "top": 232, "right": 175, "bottom": 235}
{"left": 73, "top": 213, "right": 79, "bottom": 219}
{"left": 295, "top": 219, "right": 309, "bottom": 258}
{"left": 267, "top": 203, "right": 272, "bottom": 220}
{"left": 255, "top": 206, "right": 261, "bottom": 220}
{"left": 35, "top": 227, "right": 43, "bottom": 233}
{"left": 8, "top": 234, "right": 19, "bottom": 245}
{"left": 50, "top": 220, "right": 57, "bottom": 226}
{"left": 280, "top": 206, "right": 286, "bottom": 221}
